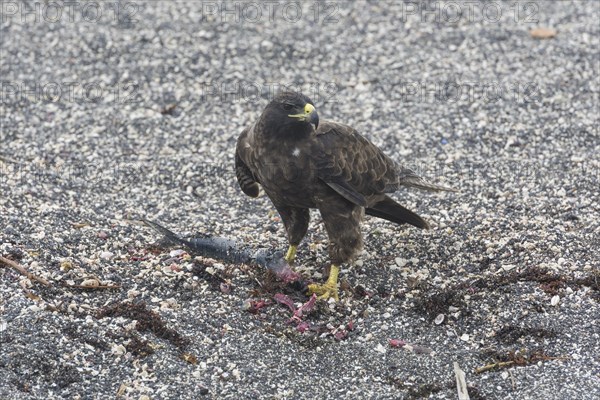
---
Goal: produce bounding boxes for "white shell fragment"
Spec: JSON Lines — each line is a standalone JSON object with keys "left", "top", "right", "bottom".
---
{"left": 169, "top": 249, "right": 186, "bottom": 257}
{"left": 435, "top": 314, "right": 445, "bottom": 325}
{"left": 551, "top": 295, "right": 560, "bottom": 306}
{"left": 375, "top": 343, "right": 387, "bottom": 354}
{"left": 395, "top": 257, "right": 408, "bottom": 267}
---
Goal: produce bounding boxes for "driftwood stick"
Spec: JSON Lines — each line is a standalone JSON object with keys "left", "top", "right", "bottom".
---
{"left": 0, "top": 256, "right": 51, "bottom": 286}
{"left": 453, "top": 362, "right": 470, "bottom": 400}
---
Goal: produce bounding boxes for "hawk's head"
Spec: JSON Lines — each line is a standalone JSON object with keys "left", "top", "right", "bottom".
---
{"left": 260, "top": 92, "right": 319, "bottom": 136}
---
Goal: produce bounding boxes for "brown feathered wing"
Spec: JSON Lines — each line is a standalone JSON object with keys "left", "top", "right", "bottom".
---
{"left": 313, "top": 121, "right": 450, "bottom": 229}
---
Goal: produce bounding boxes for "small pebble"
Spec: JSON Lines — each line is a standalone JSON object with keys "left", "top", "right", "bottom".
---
{"left": 81, "top": 278, "right": 100, "bottom": 287}
{"left": 99, "top": 251, "right": 114, "bottom": 260}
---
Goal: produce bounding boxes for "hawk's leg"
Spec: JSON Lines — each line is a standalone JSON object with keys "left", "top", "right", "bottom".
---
{"left": 275, "top": 205, "right": 310, "bottom": 264}
{"left": 309, "top": 199, "right": 364, "bottom": 301}
{"left": 284, "top": 245, "right": 297, "bottom": 264}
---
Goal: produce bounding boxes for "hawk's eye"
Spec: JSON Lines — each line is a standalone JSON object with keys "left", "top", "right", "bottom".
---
{"left": 282, "top": 103, "right": 294, "bottom": 111}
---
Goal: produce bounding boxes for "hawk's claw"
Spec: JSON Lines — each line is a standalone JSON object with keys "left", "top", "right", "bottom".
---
{"left": 307, "top": 264, "right": 340, "bottom": 301}
{"left": 307, "top": 281, "right": 339, "bottom": 302}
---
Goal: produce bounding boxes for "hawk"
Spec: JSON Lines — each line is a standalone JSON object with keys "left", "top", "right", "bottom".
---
{"left": 235, "top": 92, "right": 455, "bottom": 300}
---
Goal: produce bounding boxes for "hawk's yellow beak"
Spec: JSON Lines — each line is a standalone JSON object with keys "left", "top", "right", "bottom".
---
{"left": 288, "top": 103, "right": 319, "bottom": 129}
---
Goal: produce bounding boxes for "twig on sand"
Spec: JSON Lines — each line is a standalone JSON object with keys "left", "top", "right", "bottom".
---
{"left": 62, "top": 283, "right": 121, "bottom": 290}
{"left": 508, "top": 369, "right": 517, "bottom": 390}
{"left": 475, "top": 361, "right": 515, "bottom": 374}
{"left": 475, "top": 352, "right": 568, "bottom": 374}
{"left": 0, "top": 256, "right": 50, "bottom": 286}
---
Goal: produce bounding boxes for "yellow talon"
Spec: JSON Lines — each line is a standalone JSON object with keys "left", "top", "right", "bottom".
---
{"left": 284, "top": 245, "right": 297, "bottom": 264}
{"left": 307, "top": 264, "right": 340, "bottom": 301}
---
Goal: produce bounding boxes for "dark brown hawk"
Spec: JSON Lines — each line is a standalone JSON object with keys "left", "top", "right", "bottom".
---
{"left": 235, "top": 92, "right": 455, "bottom": 300}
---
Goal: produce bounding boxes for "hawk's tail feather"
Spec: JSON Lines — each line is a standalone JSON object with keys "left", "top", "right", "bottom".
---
{"left": 365, "top": 196, "right": 430, "bottom": 229}
{"left": 401, "top": 177, "right": 458, "bottom": 192}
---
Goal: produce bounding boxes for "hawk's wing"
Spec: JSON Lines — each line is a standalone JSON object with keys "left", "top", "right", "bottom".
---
{"left": 313, "top": 121, "right": 456, "bottom": 200}
{"left": 313, "top": 121, "right": 455, "bottom": 229}
{"left": 313, "top": 121, "right": 402, "bottom": 203}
